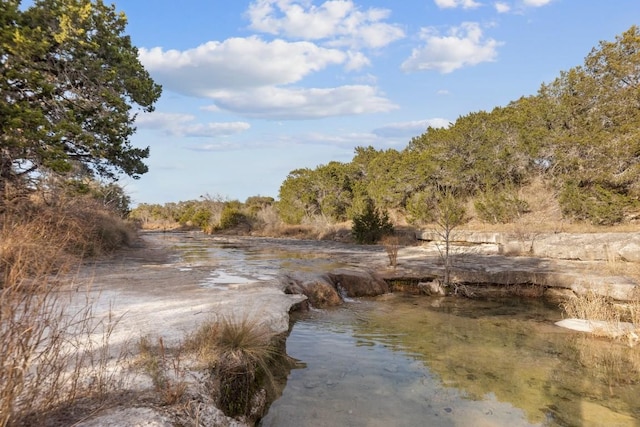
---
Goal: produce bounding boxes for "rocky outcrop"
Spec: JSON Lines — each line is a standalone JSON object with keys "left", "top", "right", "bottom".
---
{"left": 416, "top": 230, "right": 640, "bottom": 262}
{"left": 407, "top": 230, "right": 640, "bottom": 301}
{"left": 282, "top": 273, "right": 342, "bottom": 308}
{"left": 282, "top": 268, "right": 389, "bottom": 308}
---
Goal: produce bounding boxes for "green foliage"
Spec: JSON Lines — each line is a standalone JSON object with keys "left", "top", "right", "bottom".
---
{"left": 474, "top": 188, "right": 529, "bottom": 224}
{"left": 432, "top": 188, "right": 468, "bottom": 285}
{"left": 405, "top": 188, "right": 438, "bottom": 224}
{"left": 277, "top": 168, "right": 318, "bottom": 224}
{"left": 559, "top": 183, "right": 632, "bottom": 225}
{"left": 272, "top": 26, "right": 640, "bottom": 226}
{"left": 218, "top": 202, "right": 247, "bottom": 230}
{"left": 351, "top": 200, "right": 394, "bottom": 244}
{"left": 0, "top": 0, "right": 161, "bottom": 203}
{"left": 277, "top": 162, "right": 356, "bottom": 224}
{"left": 176, "top": 201, "right": 211, "bottom": 229}
{"left": 244, "top": 196, "right": 274, "bottom": 215}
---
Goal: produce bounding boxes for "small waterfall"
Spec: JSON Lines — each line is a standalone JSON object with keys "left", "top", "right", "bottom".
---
{"left": 336, "top": 283, "right": 355, "bottom": 303}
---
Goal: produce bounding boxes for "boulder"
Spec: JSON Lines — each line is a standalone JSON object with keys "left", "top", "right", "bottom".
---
{"left": 327, "top": 268, "right": 389, "bottom": 297}
{"left": 282, "top": 273, "right": 342, "bottom": 308}
{"left": 282, "top": 268, "right": 389, "bottom": 307}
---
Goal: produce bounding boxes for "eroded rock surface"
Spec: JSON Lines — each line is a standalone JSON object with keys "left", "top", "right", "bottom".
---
{"left": 282, "top": 267, "right": 388, "bottom": 307}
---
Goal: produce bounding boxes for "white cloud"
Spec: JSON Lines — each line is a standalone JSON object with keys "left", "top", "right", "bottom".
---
{"left": 208, "top": 85, "right": 398, "bottom": 119}
{"left": 139, "top": 36, "right": 349, "bottom": 96}
{"left": 136, "top": 112, "right": 250, "bottom": 137}
{"left": 494, "top": 1, "right": 510, "bottom": 12}
{"left": 496, "top": 0, "right": 553, "bottom": 13}
{"left": 401, "top": 22, "right": 502, "bottom": 73}
{"left": 372, "top": 118, "right": 450, "bottom": 138}
{"left": 434, "top": 0, "right": 482, "bottom": 9}
{"left": 246, "top": 0, "right": 405, "bottom": 49}
{"left": 345, "top": 50, "right": 371, "bottom": 70}
{"left": 523, "top": 0, "right": 552, "bottom": 6}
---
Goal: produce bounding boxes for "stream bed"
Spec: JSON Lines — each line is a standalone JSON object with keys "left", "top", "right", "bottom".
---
{"left": 149, "top": 232, "right": 640, "bottom": 426}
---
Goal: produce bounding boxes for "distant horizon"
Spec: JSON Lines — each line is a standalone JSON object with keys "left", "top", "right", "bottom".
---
{"left": 105, "top": 0, "right": 640, "bottom": 206}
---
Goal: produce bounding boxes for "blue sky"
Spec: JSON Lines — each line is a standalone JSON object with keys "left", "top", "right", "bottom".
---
{"left": 111, "top": 0, "right": 640, "bottom": 206}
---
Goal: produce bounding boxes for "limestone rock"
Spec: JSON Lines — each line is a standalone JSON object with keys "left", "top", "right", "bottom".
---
{"left": 282, "top": 273, "right": 342, "bottom": 308}
{"left": 282, "top": 268, "right": 389, "bottom": 307}
{"left": 327, "top": 268, "right": 389, "bottom": 297}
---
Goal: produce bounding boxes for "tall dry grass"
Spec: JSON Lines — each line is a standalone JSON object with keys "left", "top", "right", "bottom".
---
{"left": 0, "top": 197, "right": 133, "bottom": 426}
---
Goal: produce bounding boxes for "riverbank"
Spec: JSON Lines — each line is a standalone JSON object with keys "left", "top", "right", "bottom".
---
{"left": 62, "top": 230, "right": 639, "bottom": 426}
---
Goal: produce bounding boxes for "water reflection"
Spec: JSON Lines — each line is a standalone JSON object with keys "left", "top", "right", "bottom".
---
{"left": 263, "top": 296, "right": 640, "bottom": 426}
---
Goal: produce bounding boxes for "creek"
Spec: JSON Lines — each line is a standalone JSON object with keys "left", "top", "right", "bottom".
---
{"left": 157, "top": 232, "right": 640, "bottom": 426}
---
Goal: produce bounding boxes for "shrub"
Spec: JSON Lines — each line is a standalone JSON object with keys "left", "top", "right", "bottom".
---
{"left": 474, "top": 188, "right": 529, "bottom": 224}
{"left": 218, "top": 204, "right": 247, "bottom": 230}
{"left": 380, "top": 234, "right": 401, "bottom": 267}
{"left": 351, "top": 200, "right": 394, "bottom": 244}
{"left": 559, "top": 183, "right": 631, "bottom": 225}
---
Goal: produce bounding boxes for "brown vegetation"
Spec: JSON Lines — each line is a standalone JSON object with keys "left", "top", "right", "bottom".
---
{"left": 0, "top": 196, "right": 134, "bottom": 426}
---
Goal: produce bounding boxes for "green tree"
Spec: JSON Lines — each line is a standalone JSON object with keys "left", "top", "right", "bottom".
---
{"left": 351, "top": 199, "right": 394, "bottom": 244}
{"left": 537, "top": 26, "right": 640, "bottom": 222}
{"left": 0, "top": 0, "right": 161, "bottom": 202}
{"left": 432, "top": 188, "right": 467, "bottom": 286}
{"left": 277, "top": 168, "right": 320, "bottom": 224}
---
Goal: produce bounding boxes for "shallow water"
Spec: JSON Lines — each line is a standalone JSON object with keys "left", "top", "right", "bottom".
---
{"left": 262, "top": 297, "right": 640, "bottom": 427}
{"left": 148, "top": 232, "right": 640, "bottom": 426}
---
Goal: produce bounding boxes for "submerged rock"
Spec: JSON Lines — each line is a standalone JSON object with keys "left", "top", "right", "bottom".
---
{"left": 555, "top": 318, "right": 638, "bottom": 340}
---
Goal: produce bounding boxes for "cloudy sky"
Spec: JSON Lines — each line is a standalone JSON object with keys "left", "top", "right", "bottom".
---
{"left": 114, "top": 0, "right": 640, "bottom": 205}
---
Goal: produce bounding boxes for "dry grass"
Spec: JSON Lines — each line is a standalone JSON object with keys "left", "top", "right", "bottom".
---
{"left": 183, "top": 314, "right": 287, "bottom": 422}
{"left": 561, "top": 291, "right": 640, "bottom": 345}
{"left": 561, "top": 291, "right": 621, "bottom": 323}
{"left": 137, "top": 336, "right": 187, "bottom": 406}
{"left": 0, "top": 197, "right": 133, "bottom": 426}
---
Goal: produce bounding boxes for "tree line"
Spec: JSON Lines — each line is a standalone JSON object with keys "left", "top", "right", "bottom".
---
{"left": 277, "top": 26, "right": 640, "bottom": 227}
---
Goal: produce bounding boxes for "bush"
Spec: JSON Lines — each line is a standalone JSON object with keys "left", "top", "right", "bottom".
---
{"left": 218, "top": 204, "right": 247, "bottom": 230}
{"left": 0, "top": 198, "right": 127, "bottom": 425}
{"left": 474, "top": 188, "right": 529, "bottom": 224}
{"left": 559, "top": 183, "right": 631, "bottom": 225}
{"left": 351, "top": 200, "right": 394, "bottom": 244}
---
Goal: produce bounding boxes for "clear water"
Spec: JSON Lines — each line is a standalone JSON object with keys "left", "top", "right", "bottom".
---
{"left": 262, "top": 297, "right": 640, "bottom": 427}
{"left": 147, "top": 232, "right": 640, "bottom": 426}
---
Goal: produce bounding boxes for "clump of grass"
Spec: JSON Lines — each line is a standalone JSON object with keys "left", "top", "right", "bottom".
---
{"left": 184, "top": 314, "right": 290, "bottom": 423}
{"left": 213, "top": 315, "right": 278, "bottom": 420}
